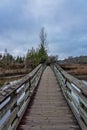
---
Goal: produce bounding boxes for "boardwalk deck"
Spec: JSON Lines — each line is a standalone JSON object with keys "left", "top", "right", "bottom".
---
{"left": 17, "top": 67, "right": 80, "bottom": 130}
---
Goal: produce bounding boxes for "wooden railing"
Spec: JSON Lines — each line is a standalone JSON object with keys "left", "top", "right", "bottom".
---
{"left": 52, "top": 64, "right": 87, "bottom": 130}
{"left": 0, "top": 64, "right": 44, "bottom": 130}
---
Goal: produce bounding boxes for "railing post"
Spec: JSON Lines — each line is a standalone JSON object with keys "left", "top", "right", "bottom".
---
{"left": 10, "top": 90, "right": 18, "bottom": 130}
{"left": 0, "top": 64, "right": 43, "bottom": 130}
{"left": 52, "top": 64, "right": 87, "bottom": 130}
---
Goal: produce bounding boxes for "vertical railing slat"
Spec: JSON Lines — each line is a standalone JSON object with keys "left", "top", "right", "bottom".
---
{"left": 0, "top": 64, "right": 44, "bottom": 130}
{"left": 52, "top": 64, "right": 87, "bottom": 130}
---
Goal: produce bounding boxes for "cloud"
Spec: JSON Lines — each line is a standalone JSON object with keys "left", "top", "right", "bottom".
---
{"left": 0, "top": 0, "right": 87, "bottom": 59}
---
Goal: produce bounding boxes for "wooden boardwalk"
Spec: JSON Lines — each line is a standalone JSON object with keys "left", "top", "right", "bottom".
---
{"left": 17, "top": 67, "right": 80, "bottom": 130}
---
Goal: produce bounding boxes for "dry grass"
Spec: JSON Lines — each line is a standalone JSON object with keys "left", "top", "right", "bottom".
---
{"left": 0, "top": 68, "right": 31, "bottom": 77}
{"left": 61, "top": 64, "right": 87, "bottom": 75}
{"left": 0, "top": 75, "right": 23, "bottom": 87}
{"left": 0, "top": 68, "right": 31, "bottom": 87}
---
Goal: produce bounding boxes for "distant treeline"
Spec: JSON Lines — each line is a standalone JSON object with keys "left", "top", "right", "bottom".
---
{"left": 0, "top": 28, "right": 48, "bottom": 70}
{"left": 0, "top": 44, "right": 47, "bottom": 70}
{"left": 59, "top": 56, "right": 87, "bottom": 64}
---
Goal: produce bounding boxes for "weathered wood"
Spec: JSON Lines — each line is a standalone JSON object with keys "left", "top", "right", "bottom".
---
{"left": 0, "top": 64, "right": 43, "bottom": 130}
{"left": 11, "top": 97, "right": 31, "bottom": 130}
{"left": 53, "top": 64, "right": 87, "bottom": 130}
{"left": 55, "top": 64, "right": 87, "bottom": 95}
{"left": 0, "top": 107, "right": 18, "bottom": 130}
{"left": 18, "top": 67, "right": 80, "bottom": 130}
{"left": 0, "top": 64, "right": 42, "bottom": 103}
{"left": 1, "top": 63, "right": 86, "bottom": 129}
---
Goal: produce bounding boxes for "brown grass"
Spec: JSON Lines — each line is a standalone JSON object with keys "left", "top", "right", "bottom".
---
{"left": 0, "top": 76, "right": 23, "bottom": 87}
{"left": 0, "top": 68, "right": 31, "bottom": 87}
{"left": 60, "top": 64, "right": 87, "bottom": 75}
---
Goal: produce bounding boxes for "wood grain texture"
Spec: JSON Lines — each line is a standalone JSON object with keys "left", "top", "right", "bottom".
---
{"left": 17, "top": 67, "right": 80, "bottom": 130}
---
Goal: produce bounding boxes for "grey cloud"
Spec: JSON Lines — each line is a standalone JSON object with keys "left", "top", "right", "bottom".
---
{"left": 0, "top": 0, "right": 87, "bottom": 59}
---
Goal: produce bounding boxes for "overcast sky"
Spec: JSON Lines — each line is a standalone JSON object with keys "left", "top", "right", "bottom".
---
{"left": 0, "top": 0, "right": 87, "bottom": 59}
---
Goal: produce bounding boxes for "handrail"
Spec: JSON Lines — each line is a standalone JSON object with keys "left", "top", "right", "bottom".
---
{"left": 0, "top": 64, "right": 44, "bottom": 130}
{"left": 52, "top": 64, "right": 87, "bottom": 130}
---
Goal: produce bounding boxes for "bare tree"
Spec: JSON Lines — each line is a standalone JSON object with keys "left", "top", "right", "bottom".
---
{"left": 39, "top": 27, "right": 48, "bottom": 63}
{"left": 40, "top": 27, "right": 47, "bottom": 47}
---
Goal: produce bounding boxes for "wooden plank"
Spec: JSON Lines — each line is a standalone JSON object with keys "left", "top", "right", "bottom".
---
{"left": 18, "top": 67, "right": 80, "bottom": 130}
{"left": 54, "top": 64, "right": 87, "bottom": 130}
{"left": 55, "top": 64, "right": 87, "bottom": 96}
{"left": 0, "top": 64, "right": 42, "bottom": 104}
{"left": 11, "top": 97, "right": 31, "bottom": 130}
{"left": 0, "top": 107, "right": 18, "bottom": 130}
